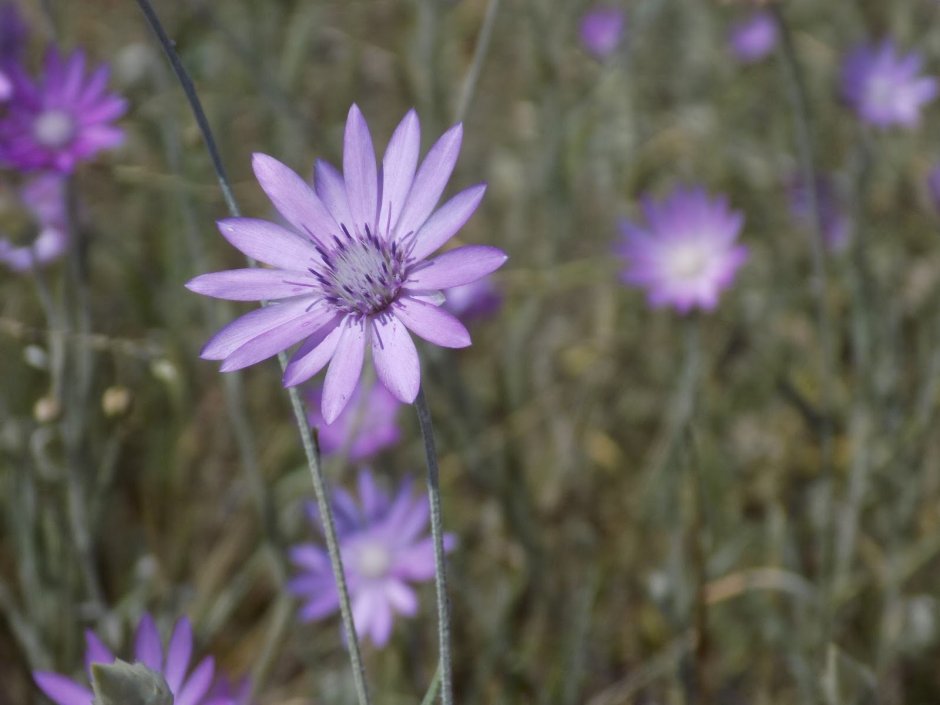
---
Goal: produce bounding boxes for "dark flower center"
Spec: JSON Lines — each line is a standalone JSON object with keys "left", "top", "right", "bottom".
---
{"left": 310, "top": 225, "right": 412, "bottom": 317}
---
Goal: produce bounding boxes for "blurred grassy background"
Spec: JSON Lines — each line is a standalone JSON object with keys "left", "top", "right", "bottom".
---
{"left": 4, "top": 0, "right": 940, "bottom": 703}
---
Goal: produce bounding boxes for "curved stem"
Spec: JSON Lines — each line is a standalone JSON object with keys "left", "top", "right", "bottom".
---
{"left": 132, "top": 3, "right": 370, "bottom": 704}
{"left": 454, "top": 0, "right": 502, "bottom": 123}
{"left": 415, "top": 387, "right": 454, "bottom": 705}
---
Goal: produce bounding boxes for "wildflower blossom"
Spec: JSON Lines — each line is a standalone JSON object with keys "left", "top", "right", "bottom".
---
{"left": 841, "top": 40, "right": 937, "bottom": 128}
{"left": 616, "top": 186, "right": 747, "bottom": 313}
{"left": 445, "top": 275, "right": 502, "bottom": 321}
{"left": 579, "top": 6, "right": 625, "bottom": 59}
{"left": 728, "top": 11, "right": 778, "bottom": 64}
{"left": 0, "top": 172, "right": 69, "bottom": 271}
{"left": 187, "top": 105, "right": 507, "bottom": 423}
{"left": 787, "top": 173, "right": 852, "bottom": 252}
{"left": 289, "top": 470, "right": 454, "bottom": 647}
{"left": 0, "top": 49, "right": 127, "bottom": 172}
{"left": 306, "top": 379, "right": 402, "bottom": 460}
{"left": 33, "top": 614, "right": 237, "bottom": 705}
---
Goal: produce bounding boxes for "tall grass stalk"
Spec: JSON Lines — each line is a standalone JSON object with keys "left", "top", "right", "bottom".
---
{"left": 132, "top": 2, "right": 371, "bottom": 703}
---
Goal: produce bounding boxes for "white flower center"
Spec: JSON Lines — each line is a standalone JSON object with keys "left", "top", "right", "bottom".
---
{"left": 354, "top": 541, "right": 391, "bottom": 580}
{"left": 666, "top": 242, "right": 711, "bottom": 281}
{"left": 33, "top": 109, "right": 77, "bottom": 149}
{"left": 866, "top": 77, "right": 895, "bottom": 111}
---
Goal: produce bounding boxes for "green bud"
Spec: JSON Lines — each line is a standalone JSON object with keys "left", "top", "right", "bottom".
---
{"left": 90, "top": 660, "right": 174, "bottom": 705}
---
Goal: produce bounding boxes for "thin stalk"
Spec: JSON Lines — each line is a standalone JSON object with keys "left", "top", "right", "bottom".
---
{"left": 772, "top": 5, "right": 837, "bottom": 672}
{"left": 454, "top": 0, "right": 502, "bottom": 122}
{"left": 415, "top": 387, "right": 454, "bottom": 705}
{"left": 132, "top": 3, "right": 370, "bottom": 704}
{"left": 420, "top": 664, "right": 443, "bottom": 705}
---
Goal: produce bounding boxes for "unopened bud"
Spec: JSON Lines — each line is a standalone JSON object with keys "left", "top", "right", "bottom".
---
{"left": 91, "top": 660, "right": 173, "bottom": 705}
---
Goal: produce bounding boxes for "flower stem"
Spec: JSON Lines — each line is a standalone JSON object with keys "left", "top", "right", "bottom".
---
{"left": 455, "top": 0, "right": 502, "bottom": 122}
{"left": 415, "top": 387, "right": 454, "bottom": 705}
{"left": 132, "top": 3, "right": 371, "bottom": 704}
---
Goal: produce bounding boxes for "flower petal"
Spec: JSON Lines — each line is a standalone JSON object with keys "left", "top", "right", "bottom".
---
{"left": 33, "top": 673, "right": 93, "bottom": 705}
{"left": 299, "top": 589, "right": 341, "bottom": 621}
{"left": 394, "top": 123, "right": 463, "bottom": 240}
{"left": 216, "top": 218, "right": 320, "bottom": 270}
{"left": 201, "top": 298, "right": 318, "bottom": 360}
{"left": 220, "top": 305, "right": 334, "bottom": 372}
{"left": 84, "top": 630, "right": 115, "bottom": 676}
{"left": 315, "top": 159, "right": 355, "bottom": 232}
{"left": 407, "top": 245, "right": 507, "bottom": 289}
{"left": 410, "top": 183, "right": 487, "bottom": 260}
{"left": 251, "top": 153, "right": 338, "bottom": 244}
{"left": 321, "top": 318, "right": 366, "bottom": 424}
{"left": 343, "top": 104, "right": 379, "bottom": 232}
{"left": 134, "top": 613, "right": 163, "bottom": 672}
{"left": 163, "top": 618, "right": 194, "bottom": 695}
{"left": 186, "top": 269, "right": 313, "bottom": 301}
{"left": 282, "top": 317, "right": 344, "bottom": 387}
{"left": 394, "top": 298, "right": 470, "bottom": 348}
{"left": 174, "top": 656, "right": 214, "bottom": 705}
{"left": 371, "top": 315, "right": 420, "bottom": 403}
{"left": 379, "top": 110, "right": 420, "bottom": 236}
{"left": 369, "top": 597, "right": 394, "bottom": 647}
{"left": 385, "top": 579, "right": 419, "bottom": 616}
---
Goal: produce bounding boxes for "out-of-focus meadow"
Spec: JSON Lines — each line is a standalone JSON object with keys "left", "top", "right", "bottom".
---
{"left": 4, "top": 0, "right": 940, "bottom": 703}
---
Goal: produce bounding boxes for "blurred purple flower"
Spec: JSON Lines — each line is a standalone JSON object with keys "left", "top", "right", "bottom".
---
{"left": 187, "top": 105, "right": 506, "bottom": 423}
{"left": 306, "top": 379, "right": 402, "bottom": 460}
{"left": 444, "top": 275, "right": 502, "bottom": 321}
{"left": 0, "top": 172, "right": 69, "bottom": 271}
{"left": 787, "top": 173, "right": 852, "bottom": 252}
{"left": 579, "top": 6, "right": 625, "bottom": 59}
{"left": 0, "top": 49, "right": 127, "bottom": 172}
{"left": 33, "top": 614, "right": 238, "bottom": 705}
{"left": 289, "top": 470, "right": 455, "bottom": 647}
{"left": 0, "top": 2, "right": 28, "bottom": 62}
{"left": 841, "top": 40, "right": 937, "bottom": 128}
{"left": 616, "top": 186, "right": 747, "bottom": 313}
{"left": 728, "top": 11, "right": 778, "bottom": 63}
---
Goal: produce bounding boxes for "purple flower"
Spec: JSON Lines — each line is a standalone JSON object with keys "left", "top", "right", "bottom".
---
{"left": 444, "top": 275, "right": 502, "bottom": 321}
{"left": 728, "top": 11, "right": 778, "bottom": 64}
{"left": 0, "top": 49, "right": 127, "bottom": 172}
{"left": 928, "top": 165, "right": 940, "bottom": 215}
{"left": 33, "top": 614, "right": 237, "bottom": 705}
{"left": 787, "top": 173, "right": 852, "bottom": 252}
{"left": 0, "top": 172, "right": 70, "bottom": 271}
{"left": 187, "top": 105, "right": 507, "bottom": 423}
{"left": 579, "top": 6, "right": 625, "bottom": 59}
{"left": 616, "top": 186, "right": 747, "bottom": 313}
{"left": 841, "top": 40, "right": 937, "bottom": 128}
{"left": 306, "top": 379, "right": 402, "bottom": 460}
{"left": 289, "top": 470, "right": 454, "bottom": 647}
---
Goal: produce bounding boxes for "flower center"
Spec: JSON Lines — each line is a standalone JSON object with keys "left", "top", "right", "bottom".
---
{"left": 866, "top": 77, "right": 895, "bottom": 111}
{"left": 312, "top": 226, "right": 410, "bottom": 317}
{"left": 354, "top": 541, "right": 392, "bottom": 580}
{"left": 667, "top": 242, "right": 710, "bottom": 281}
{"left": 32, "top": 109, "right": 77, "bottom": 149}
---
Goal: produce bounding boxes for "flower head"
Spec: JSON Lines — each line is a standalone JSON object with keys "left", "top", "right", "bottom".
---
{"left": 728, "top": 11, "right": 778, "bottom": 64}
{"left": 187, "top": 105, "right": 507, "bottom": 423}
{"left": 841, "top": 40, "right": 937, "bottom": 128}
{"left": 0, "top": 172, "right": 69, "bottom": 271}
{"left": 289, "top": 470, "right": 454, "bottom": 647}
{"left": 0, "top": 49, "right": 127, "bottom": 172}
{"left": 33, "top": 614, "right": 239, "bottom": 705}
{"left": 787, "top": 173, "right": 852, "bottom": 252}
{"left": 306, "top": 379, "right": 402, "bottom": 460}
{"left": 579, "top": 6, "right": 625, "bottom": 59}
{"left": 616, "top": 186, "right": 747, "bottom": 313}
{"left": 444, "top": 275, "right": 502, "bottom": 321}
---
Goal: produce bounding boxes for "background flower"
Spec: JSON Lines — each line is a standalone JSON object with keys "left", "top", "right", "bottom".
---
{"left": 0, "top": 49, "right": 127, "bottom": 172}
{"left": 188, "top": 105, "right": 507, "bottom": 422}
{"left": 787, "top": 172, "right": 852, "bottom": 252}
{"left": 841, "top": 40, "right": 937, "bottom": 128}
{"left": 33, "top": 614, "right": 237, "bottom": 705}
{"left": 579, "top": 6, "right": 625, "bottom": 60}
{"left": 444, "top": 275, "right": 502, "bottom": 321}
{"left": 0, "top": 172, "right": 69, "bottom": 271}
{"left": 289, "top": 470, "right": 455, "bottom": 647}
{"left": 616, "top": 186, "right": 747, "bottom": 313}
{"left": 306, "top": 379, "right": 402, "bottom": 460}
{"left": 728, "top": 10, "right": 778, "bottom": 64}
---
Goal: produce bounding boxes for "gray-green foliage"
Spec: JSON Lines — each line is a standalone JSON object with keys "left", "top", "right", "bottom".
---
{"left": 91, "top": 661, "right": 173, "bottom": 705}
